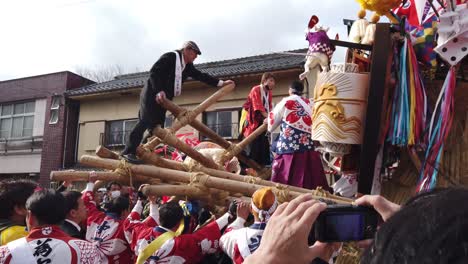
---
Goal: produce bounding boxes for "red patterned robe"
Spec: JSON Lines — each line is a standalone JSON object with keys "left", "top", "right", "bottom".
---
{"left": 0, "top": 225, "right": 100, "bottom": 264}
{"left": 125, "top": 208, "right": 230, "bottom": 264}
{"left": 243, "top": 85, "right": 272, "bottom": 138}
{"left": 82, "top": 183, "right": 134, "bottom": 264}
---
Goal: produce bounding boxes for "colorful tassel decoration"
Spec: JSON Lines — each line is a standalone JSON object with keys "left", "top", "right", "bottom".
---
{"left": 417, "top": 67, "right": 456, "bottom": 192}
{"left": 387, "top": 36, "right": 427, "bottom": 146}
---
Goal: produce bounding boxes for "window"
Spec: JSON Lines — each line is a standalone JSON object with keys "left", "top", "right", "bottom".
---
{"left": 203, "top": 109, "right": 240, "bottom": 139}
{"left": 0, "top": 101, "right": 35, "bottom": 139}
{"left": 49, "top": 96, "right": 60, "bottom": 124}
{"left": 105, "top": 119, "right": 138, "bottom": 146}
{"left": 164, "top": 115, "right": 173, "bottom": 128}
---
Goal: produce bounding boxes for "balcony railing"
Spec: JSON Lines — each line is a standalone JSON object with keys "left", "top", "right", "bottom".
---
{"left": 100, "top": 130, "right": 132, "bottom": 147}
{"left": 203, "top": 123, "right": 239, "bottom": 139}
{"left": 0, "top": 136, "right": 43, "bottom": 153}
{"left": 101, "top": 123, "right": 240, "bottom": 148}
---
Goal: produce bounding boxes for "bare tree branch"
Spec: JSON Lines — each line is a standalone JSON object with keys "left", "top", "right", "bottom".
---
{"left": 74, "top": 64, "right": 128, "bottom": 82}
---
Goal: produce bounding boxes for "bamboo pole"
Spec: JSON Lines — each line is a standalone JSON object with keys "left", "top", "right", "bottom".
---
{"left": 51, "top": 171, "right": 123, "bottom": 182}
{"left": 142, "top": 185, "right": 251, "bottom": 205}
{"left": 157, "top": 96, "right": 264, "bottom": 171}
{"left": 144, "top": 83, "right": 235, "bottom": 150}
{"left": 169, "top": 83, "right": 235, "bottom": 133}
{"left": 50, "top": 171, "right": 162, "bottom": 185}
{"left": 96, "top": 145, "right": 120, "bottom": 159}
{"left": 153, "top": 127, "right": 221, "bottom": 170}
{"left": 237, "top": 123, "right": 267, "bottom": 150}
{"left": 80, "top": 155, "right": 352, "bottom": 204}
{"left": 136, "top": 146, "right": 187, "bottom": 171}
{"left": 142, "top": 185, "right": 206, "bottom": 199}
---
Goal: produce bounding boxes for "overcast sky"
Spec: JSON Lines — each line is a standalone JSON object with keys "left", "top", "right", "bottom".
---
{"left": 0, "top": 0, "right": 368, "bottom": 81}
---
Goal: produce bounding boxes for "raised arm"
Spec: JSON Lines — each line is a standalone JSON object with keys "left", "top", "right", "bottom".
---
{"left": 220, "top": 202, "right": 250, "bottom": 258}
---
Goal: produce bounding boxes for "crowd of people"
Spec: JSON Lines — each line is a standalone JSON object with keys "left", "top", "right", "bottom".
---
{"left": 1, "top": 176, "right": 467, "bottom": 264}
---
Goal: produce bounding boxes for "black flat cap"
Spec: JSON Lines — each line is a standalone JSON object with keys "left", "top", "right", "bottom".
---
{"left": 182, "top": 40, "right": 201, "bottom": 55}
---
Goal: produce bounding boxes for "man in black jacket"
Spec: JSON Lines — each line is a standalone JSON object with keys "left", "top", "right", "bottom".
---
{"left": 60, "top": 191, "right": 86, "bottom": 239}
{"left": 122, "top": 41, "right": 235, "bottom": 163}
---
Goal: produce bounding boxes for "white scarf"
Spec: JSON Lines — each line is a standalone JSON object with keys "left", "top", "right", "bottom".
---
{"left": 173, "top": 51, "right": 183, "bottom": 97}
{"left": 293, "top": 95, "right": 312, "bottom": 116}
{"left": 261, "top": 85, "right": 270, "bottom": 113}
{"left": 251, "top": 198, "right": 278, "bottom": 222}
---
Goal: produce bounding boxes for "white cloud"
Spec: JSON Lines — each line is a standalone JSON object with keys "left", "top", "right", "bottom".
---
{"left": 0, "top": 0, "right": 366, "bottom": 80}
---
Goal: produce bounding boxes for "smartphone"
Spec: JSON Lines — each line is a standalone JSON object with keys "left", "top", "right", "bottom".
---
{"left": 313, "top": 204, "right": 380, "bottom": 242}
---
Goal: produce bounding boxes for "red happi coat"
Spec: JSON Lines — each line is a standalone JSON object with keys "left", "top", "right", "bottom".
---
{"left": 82, "top": 189, "right": 133, "bottom": 264}
{"left": 0, "top": 225, "right": 100, "bottom": 264}
{"left": 243, "top": 85, "right": 272, "bottom": 137}
{"left": 125, "top": 210, "right": 224, "bottom": 264}
{"left": 220, "top": 218, "right": 266, "bottom": 264}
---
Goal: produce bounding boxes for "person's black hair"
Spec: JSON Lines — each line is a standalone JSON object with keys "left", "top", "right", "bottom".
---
{"left": 106, "top": 181, "right": 122, "bottom": 191}
{"left": 361, "top": 187, "right": 468, "bottom": 264}
{"left": 289, "top": 80, "right": 304, "bottom": 95}
{"left": 198, "top": 207, "right": 212, "bottom": 226}
{"left": 26, "top": 189, "right": 66, "bottom": 225}
{"left": 159, "top": 202, "right": 184, "bottom": 229}
{"left": 62, "top": 191, "right": 82, "bottom": 215}
{"left": 0, "top": 179, "right": 37, "bottom": 219}
{"left": 106, "top": 196, "right": 130, "bottom": 216}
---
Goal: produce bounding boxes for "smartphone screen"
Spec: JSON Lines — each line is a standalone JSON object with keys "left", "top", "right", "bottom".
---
{"left": 313, "top": 205, "right": 379, "bottom": 242}
{"left": 323, "top": 213, "right": 365, "bottom": 241}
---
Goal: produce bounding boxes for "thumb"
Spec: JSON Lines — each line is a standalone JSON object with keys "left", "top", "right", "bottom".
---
{"left": 307, "top": 242, "right": 330, "bottom": 262}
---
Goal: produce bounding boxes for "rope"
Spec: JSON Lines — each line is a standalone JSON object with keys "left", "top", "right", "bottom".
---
{"left": 220, "top": 143, "right": 242, "bottom": 165}
{"left": 312, "top": 187, "right": 353, "bottom": 204}
{"left": 312, "top": 186, "right": 327, "bottom": 198}
{"left": 161, "top": 130, "right": 176, "bottom": 145}
{"left": 187, "top": 172, "right": 211, "bottom": 199}
{"left": 114, "top": 159, "right": 134, "bottom": 187}
{"left": 176, "top": 110, "right": 197, "bottom": 128}
{"left": 182, "top": 163, "right": 192, "bottom": 172}
{"left": 142, "top": 146, "right": 153, "bottom": 154}
{"left": 243, "top": 176, "right": 261, "bottom": 185}
{"left": 274, "top": 184, "right": 290, "bottom": 203}
{"left": 183, "top": 159, "right": 206, "bottom": 172}
{"left": 189, "top": 172, "right": 210, "bottom": 186}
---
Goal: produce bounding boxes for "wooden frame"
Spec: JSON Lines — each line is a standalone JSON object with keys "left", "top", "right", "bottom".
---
{"left": 358, "top": 23, "right": 394, "bottom": 194}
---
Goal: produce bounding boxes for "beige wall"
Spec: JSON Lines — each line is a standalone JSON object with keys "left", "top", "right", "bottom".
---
{"left": 33, "top": 99, "right": 46, "bottom": 137}
{"left": 0, "top": 153, "right": 41, "bottom": 173}
{"left": 77, "top": 121, "right": 105, "bottom": 158}
{"left": 75, "top": 70, "right": 302, "bottom": 160}
{"left": 79, "top": 95, "right": 139, "bottom": 123}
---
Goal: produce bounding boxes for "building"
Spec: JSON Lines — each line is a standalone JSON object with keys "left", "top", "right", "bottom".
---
{"left": 66, "top": 50, "right": 308, "bottom": 164}
{"left": 0, "top": 72, "right": 94, "bottom": 186}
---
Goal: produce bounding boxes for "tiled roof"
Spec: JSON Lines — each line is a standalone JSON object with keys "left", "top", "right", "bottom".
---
{"left": 66, "top": 49, "right": 307, "bottom": 97}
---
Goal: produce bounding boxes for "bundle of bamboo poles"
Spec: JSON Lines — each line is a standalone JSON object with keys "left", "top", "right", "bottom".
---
{"left": 68, "top": 155, "right": 352, "bottom": 204}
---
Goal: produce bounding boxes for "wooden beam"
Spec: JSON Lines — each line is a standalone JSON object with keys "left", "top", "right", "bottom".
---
{"left": 330, "top": 39, "right": 373, "bottom": 51}
{"left": 358, "top": 23, "right": 394, "bottom": 194}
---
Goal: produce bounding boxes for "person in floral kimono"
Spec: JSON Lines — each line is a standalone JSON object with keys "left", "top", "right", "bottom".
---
{"left": 268, "top": 80, "right": 330, "bottom": 190}
{"left": 239, "top": 72, "right": 275, "bottom": 166}
{"left": 82, "top": 176, "right": 135, "bottom": 263}
{"left": 220, "top": 187, "right": 277, "bottom": 264}
{"left": 0, "top": 189, "right": 100, "bottom": 264}
{"left": 125, "top": 197, "right": 232, "bottom": 264}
